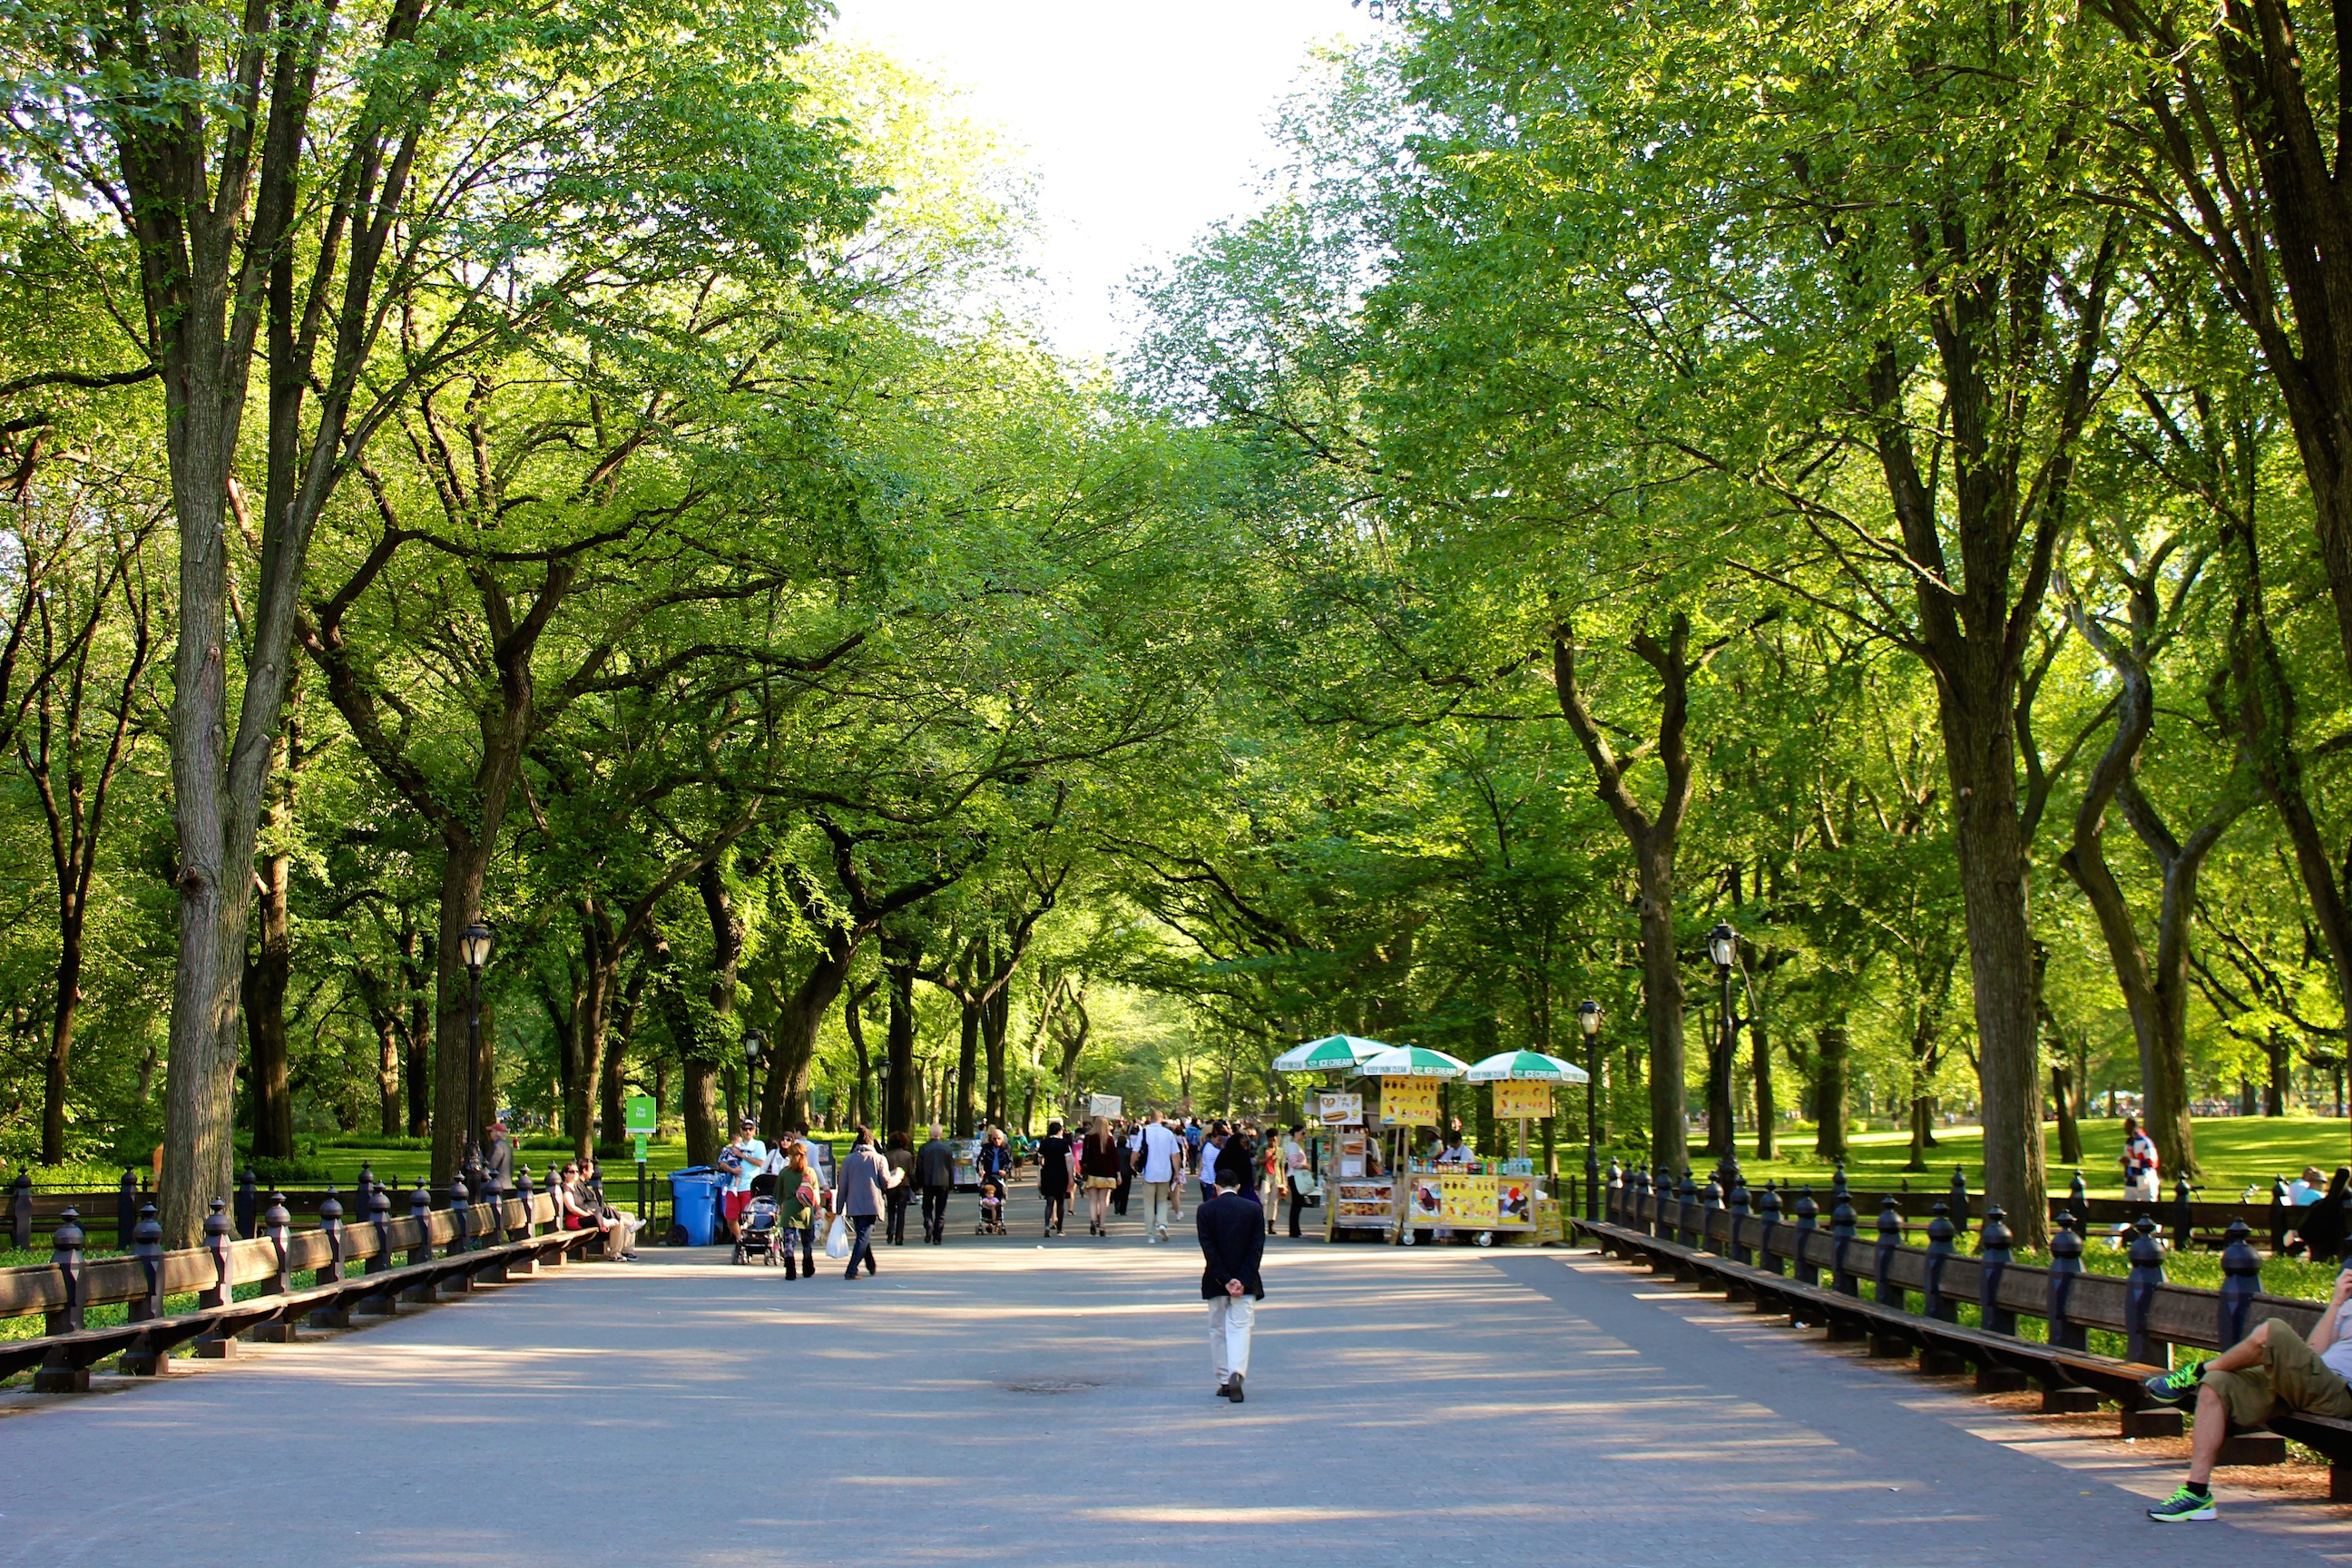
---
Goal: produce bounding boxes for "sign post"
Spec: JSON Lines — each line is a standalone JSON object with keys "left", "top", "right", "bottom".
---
{"left": 625, "top": 1095, "right": 657, "bottom": 1219}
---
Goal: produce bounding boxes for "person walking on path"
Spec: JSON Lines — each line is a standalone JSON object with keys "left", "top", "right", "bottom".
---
{"left": 2141, "top": 1262, "right": 2352, "bottom": 1520}
{"left": 836, "top": 1126, "right": 898, "bottom": 1279}
{"left": 485, "top": 1118, "right": 515, "bottom": 1200}
{"left": 883, "top": 1131, "right": 916, "bottom": 1245}
{"left": 777, "top": 1143, "right": 820, "bottom": 1279}
{"left": 1036, "top": 1120, "right": 1075, "bottom": 1236}
{"left": 1081, "top": 1116, "right": 1122, "bottom": 1236}
{"left": 1132, "top": 1111, "right": 1183, "bottom": 1241}
{"left": 916, "top": 1123, "right": 957, "bottom": 1243}
{"left": 719, "top": 1117, "right": 768, "bottom": 1241}
{"left": 1280, "top": 1123, "right": 1312, "bottom": 1240}
{"left": 1198, "top": 1123, "right": 1230, "bottom": 1208}
{"left": 1215, "top": 1123, "right": 1257, "bottom": 1198}
{"left": 1112, "top": 1121, "right": 1134, "bottom": 1217}
{"left": 1198, "top": 1171, "right": 1267, "bottom": 1402}
{"left": 2121, "top": 1114, "right": 2160, "bottom": 1202}
{"left": 1257, "top": 1129, "right": 1282, "bottom": 1236}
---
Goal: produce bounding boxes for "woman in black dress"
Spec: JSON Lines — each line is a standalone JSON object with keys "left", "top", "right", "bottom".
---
{"left": 1036, "top": 1120, "right": 1074, "bottom": 1237}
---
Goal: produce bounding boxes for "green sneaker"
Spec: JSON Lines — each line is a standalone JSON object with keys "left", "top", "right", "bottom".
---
{"left": 2147, "top": 1485, "right": 2216, "bottom": 1524}
{"left": 2142, "top": 1362, "right": 2205, "bottom": 1406}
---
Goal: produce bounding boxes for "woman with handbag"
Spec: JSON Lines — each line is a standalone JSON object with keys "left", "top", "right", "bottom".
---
{"left": 1036, "top": 1120, "right": 1075, "bottom": 1237}
{"left": 1281, "top": 1123, "right": 1314, "bottom": 1240}
{"left": 778, "top": 1144, "right": 820, "bottom": 1278}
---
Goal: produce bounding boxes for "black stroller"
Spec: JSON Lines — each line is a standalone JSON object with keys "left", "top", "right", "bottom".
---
{"left": 733, "top": 1173, "right": 782, "bottom": 1265}
{"left": 974, "top": 1176, "right": 1007, "bottom": 1236}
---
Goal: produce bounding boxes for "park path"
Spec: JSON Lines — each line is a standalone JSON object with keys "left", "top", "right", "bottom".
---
{"left": 0, "top": 1191, "right": 2344, "bottom": 1567}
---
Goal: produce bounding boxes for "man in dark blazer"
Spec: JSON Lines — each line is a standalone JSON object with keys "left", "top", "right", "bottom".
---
{"left": 915, "top": 1124, "right": 956, "bottom": 1244}
{"left": 1197, "top": 1176, "right": 1267, "bottom": 1402}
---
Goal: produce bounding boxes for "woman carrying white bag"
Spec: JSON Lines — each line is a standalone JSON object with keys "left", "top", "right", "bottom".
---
{"left": 834, "top": 1125, "right": 899, "bottom": 1279}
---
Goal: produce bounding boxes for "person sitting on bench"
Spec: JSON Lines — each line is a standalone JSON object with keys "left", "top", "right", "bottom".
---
{"left": 2140, "top": 1264, "right": 2352, "bottom": 1523}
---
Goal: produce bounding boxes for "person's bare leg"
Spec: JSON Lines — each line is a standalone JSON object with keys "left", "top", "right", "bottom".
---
{"left": 2183, "top": 1319, "right": 2270, "bottom": 1486}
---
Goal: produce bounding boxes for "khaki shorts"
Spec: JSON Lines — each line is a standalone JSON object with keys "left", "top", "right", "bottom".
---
{"left": 2204, "top": 1322, "right": 2352, "bottom": 1429}
{"left": 1083, "top": 1176, "right": 1117, "bottom": 1191}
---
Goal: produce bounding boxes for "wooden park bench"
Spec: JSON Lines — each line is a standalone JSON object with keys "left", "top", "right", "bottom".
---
{"left": 1581, "top": 1167, "right": 2352, "bottom": 1503}
{"left": 0, "top": 1168, "right": 616, "bottom": 1395}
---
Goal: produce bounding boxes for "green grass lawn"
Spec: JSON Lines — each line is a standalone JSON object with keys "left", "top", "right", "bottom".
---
{"left": 1572, "top": 1115, "right": 2352, "bottom": 1202}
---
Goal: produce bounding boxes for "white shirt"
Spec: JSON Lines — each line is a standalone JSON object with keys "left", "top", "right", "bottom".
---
{"left": 2290, "top": 1180, "right": 2321, "bottom": 1207}
{"left": 1135, "top": 1122, "right": 1183, "bottom": 1182}
{"left": 723, "top": 1139, "right": 767, "bottom": 1192}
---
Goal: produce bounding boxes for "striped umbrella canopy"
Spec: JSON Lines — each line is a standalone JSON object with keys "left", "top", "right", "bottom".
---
{"left": 1464, "top": 1049, "right": 1589, "bottom": 1084}
{"left": 1351, "top": 1044, "right": 1470, "bottom": 1080}
{"left": 1271, "top": 1034, "right": 1393, "bottom": 1073}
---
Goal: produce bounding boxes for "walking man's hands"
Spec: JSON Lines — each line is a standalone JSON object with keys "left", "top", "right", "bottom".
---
{"left": 1226, "top": 1279, "right": 1244, "bottom": 1298}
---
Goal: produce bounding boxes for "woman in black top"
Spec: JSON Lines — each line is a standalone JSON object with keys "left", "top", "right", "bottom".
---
{"left": 1080, "top": 1115, "right": 1122, "bottom": 1237}
{"left": 1036, "top": 1120, "right": 1074, "bottom": 1237}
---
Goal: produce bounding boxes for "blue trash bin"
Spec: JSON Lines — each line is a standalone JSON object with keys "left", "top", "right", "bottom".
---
{"left": 668, "top": 1167, "right": 721, "bottom": 1247}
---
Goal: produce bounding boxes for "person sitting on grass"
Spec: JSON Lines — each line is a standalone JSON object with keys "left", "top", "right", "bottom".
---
{"left": 2140, "top": 1263, "right": 2352, "bottom": 1522}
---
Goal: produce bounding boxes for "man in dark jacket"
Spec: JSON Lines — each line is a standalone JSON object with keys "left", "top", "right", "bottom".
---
{"left": 1197, "top": 1176, "right": 1267, "bottom": 1403}
{"left": 915, "top": 1124, "right": 956, "bottom": 1244}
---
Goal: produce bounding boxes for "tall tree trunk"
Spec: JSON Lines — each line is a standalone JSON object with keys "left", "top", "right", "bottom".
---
{"left": 881, "top": 930, "right": 923, "bottom": 1145}
{"left": 2267, "top": 1030, "right": 2289, "bottom": 1117}
{"left": 243, "top": 747, "right": 295, "bottom": 1161}
{"left": 43, "top": 929, "right": 81, "bottom": 1168}
{"left": 1812, "top": 1021, "right": 1848, "bottom": 1160}
{"left": 955, "top": 1001, "right": 980, "bottom": 1138}
{"left": 843, "top": 978, "right": 877, "bottom": 1128}
{"left": 1551, "top": 619, "right": 1697, "bottom": 1178}
{"left": 1748, "top": 969, "right": 1775, "bottom": 1161}
{"left": 377, "top": 1010, "right": 402, "bottom": 1137}
{"left": 431, "top": 835, "right": 499, "bottom": 1176}
{"left": 983, "top": 985, "right": 1011, "bottom": 1129}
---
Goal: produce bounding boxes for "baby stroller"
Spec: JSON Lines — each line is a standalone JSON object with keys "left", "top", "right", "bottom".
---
{"left": 733, "top": 1173, "right": 782, "bottom": 1266}
{"left": 974, "top": 1177, "right": 1008, "bottom": 1236}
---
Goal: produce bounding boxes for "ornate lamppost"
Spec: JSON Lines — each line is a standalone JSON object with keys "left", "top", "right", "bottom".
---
{"left": 458, "top": 922, "right": 495, "bottom": 1194}
{"left": 1708, "top": 921, "right": 1739, "bottom": 1171}
{"left": 1578, "top": 999, "right": 1604, "bottom": 1221}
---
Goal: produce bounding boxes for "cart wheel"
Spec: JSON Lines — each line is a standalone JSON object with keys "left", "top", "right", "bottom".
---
{"left": 1475, "top": 1231, "right": 1493, "bottom": 1248}
{"left": 1400, "top": 1230, "right": 1416, "bottom": 1247}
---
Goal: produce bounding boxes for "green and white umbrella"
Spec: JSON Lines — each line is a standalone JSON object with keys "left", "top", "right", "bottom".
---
{"left": 1464, "top": 1049, "right": 1589, "bottom": 1085}
{"left": 1271, "top": 1034, "right": 1393, "bottom": 1073}
{"left": 1352, "top": 1044, "right": 1470, "bottom": 1080}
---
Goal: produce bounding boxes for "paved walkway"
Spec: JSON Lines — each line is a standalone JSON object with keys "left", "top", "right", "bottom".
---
{"left": 3, "top": 1191, "right": 2346, "bottom": 1566}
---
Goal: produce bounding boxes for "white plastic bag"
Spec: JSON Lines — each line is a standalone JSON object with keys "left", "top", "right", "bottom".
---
{"left": 824, "top": 1214, "right": 849, "bottom": 1259}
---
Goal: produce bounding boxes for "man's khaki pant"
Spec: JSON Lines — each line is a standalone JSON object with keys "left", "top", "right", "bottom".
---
{"left": 2206, "top": 1322, "right": 2352, "bottom": 1428}
{"left": 1209, "top": 1293, "right": 1255, "bottom": 1384}
{"left": 1141, "top": 1180, "right": 1172, "bottom": 1237}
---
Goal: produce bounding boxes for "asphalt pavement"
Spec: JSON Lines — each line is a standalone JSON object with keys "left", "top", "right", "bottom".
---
{"left": 0, "top": 1188, "right": 2344, "bottom": 1566}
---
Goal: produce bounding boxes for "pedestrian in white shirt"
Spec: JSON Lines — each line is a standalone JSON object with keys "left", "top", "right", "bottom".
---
{"left": 1132, "top": 1111, "right": 1185, "bottom": 1242}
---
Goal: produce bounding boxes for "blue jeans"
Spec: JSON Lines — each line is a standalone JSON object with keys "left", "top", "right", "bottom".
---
{"left": 845, "top": 1214, "right": 877, "bottom": 1277}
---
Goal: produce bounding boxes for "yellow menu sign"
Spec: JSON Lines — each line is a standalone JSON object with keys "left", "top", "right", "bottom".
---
{"left": 1377, "top": 1076, "right": 1439, "bottom": 1125}
{"left": 1491, "top": 1080, "right": 1553, "bottom": 1120}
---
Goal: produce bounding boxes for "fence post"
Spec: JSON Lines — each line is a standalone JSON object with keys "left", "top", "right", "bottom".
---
{"left": 2046, "top": 1211, "right": 2087, "bottom": 1351}
{"left": 235, "top": 1168, "right": 259, "bottom": 1240}
{"left": 1756, "top": 1183, "right": 1783, "bottom": 1277}
{"left": 1977, "top": 1205, "right": 2015, "bottom": 1335}
{"left": 1922, "top": 1202, "right": 1956, "bottom": 1322}
{"left": 1605, "top": 1157, "right": 1622, "bottom": 1224}
{"left": 32, "top": 1210, "right": 88, "bottom": 1392}
{"left": 117, "top": 1204, "right": 168, "bottom": 1375}
{"left": 1946, "top": 1166, "right": 1968, "bottom": 1240}
{"left": 516, "top": 1165, "right": 536, "bottom": 1239}
{"left": 250, "top": 1192, "right": 299, "bottom": 1343}
{"left": 1830, "top": 1193, "right": 1858, "bottom": 1297}
{"left": 1728, "top": 1175, "right": 1752, "bottom": 1264}
{"left": 308, "top": 1188, "right": 349, "bottom": 1328}
{"left": 1675, "top": 1170, "right": 1699, "bottom": 1248}
{"left": 2219, "top": 1219, "right": 2260, "bottom": 1349}
{"left": 2125, "top": 1214, "right": 2167, "bottom": 1367}
{"left": 190, "top": 1196, "right": 238, "bottom": 1358}
{"left": 447, "top": 1172, "right": 473, "bottom": 1257}
{"left": 1627, "top": 1166, "right": 1649, "bottom": 1232}
{"left": 352, "top": 1182, "right": 398, "bottom": 1318}
{"left": 1830, "top": 1158, "right": 1848, "bottom": 1210}
{"left": 2171, "top": 1173, "right": 2195, "bottom": 1252}
{"left": 1793, "top": 1187, "right": 1819, "bottom": 1288}
{"left": 117, "top": 1167, "right": 137, "bottom": 1250}
{"left": 11, "top": 1167, "right": 30, "bottom": 1250}
{"left": 1700, "top": 1172, "right": 1724, "bottom": 1256}
{"left": 2067, "top": 1169, "right": 2086, "bottom": 1214}
{"left": 400, "top": 1180, "right": 435, "bottom": 1304}
{"left": 1873, "top": 1196, "right": 1905, "bottom": 1313}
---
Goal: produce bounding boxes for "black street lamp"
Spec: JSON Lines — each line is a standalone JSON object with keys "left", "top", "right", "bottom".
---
{"left": 1708, "top": 921, "right": 1738, "bottom": 1171}
{"left": 876, "top": 1055, "right": 893, "bottom": 1135}
{"left": 458, "top": 921, "right": 495, "bottom": 1194}
{"left": 742, "top": 1030, "right": 764, "bottom": 1122}
{"left": 1578, "top": 1000, "right": 1604, "bottom": 1221}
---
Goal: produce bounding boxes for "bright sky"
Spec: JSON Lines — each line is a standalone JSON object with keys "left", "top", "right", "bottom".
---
{"left": 827, "top": 0, "right": 1381, "bottom": 362}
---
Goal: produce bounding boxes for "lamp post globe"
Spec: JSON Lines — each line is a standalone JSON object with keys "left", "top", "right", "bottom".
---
{"left": 1577, "top": 1000, "right": 1603, "bottom": 1221}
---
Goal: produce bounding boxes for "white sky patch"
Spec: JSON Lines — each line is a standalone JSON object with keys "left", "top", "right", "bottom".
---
{"left": 826, "top": 0, "right": 1380, "bottom": 362}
